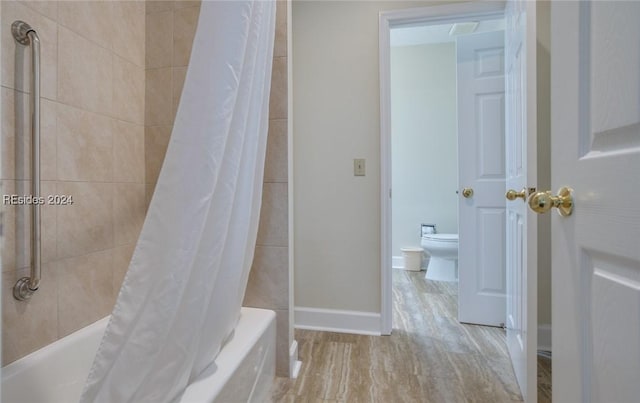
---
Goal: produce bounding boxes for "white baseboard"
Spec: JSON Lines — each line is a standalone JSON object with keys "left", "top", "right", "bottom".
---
{"left": 289, "top": 340, "right": 301, "bottom": 378}
{"left": 294, "top": 307, "right": 381, "bottom": 336}
{"left": 538, "top": 323, "right": 552, "bottom": 352}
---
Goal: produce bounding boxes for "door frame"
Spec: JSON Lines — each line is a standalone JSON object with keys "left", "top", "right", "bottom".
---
{"left": 379, "top": 2, "right": 506, "bottom": 335}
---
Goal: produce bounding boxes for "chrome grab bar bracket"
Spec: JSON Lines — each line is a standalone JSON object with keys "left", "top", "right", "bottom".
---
{"left": 12, "top": 20, "right": 35, "bottom": 45}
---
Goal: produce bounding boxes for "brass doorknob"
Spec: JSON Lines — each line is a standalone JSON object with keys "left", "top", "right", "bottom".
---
{"left": 506, "top": 188, "right": 527, "bottom": 201}
{"left": 528, "top": 187, "right": 574, "bottom": 216}
{"left": 462, "top": 188, "right": 474, "bottom": 198}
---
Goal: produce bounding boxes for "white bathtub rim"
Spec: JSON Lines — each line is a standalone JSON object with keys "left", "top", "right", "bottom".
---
{"left": 179, "top": 307, "right": 276, "bottom": 402}
{"left": 1, "top": 316, "right": 110, "bottom": 380}
{"left": 2, "top": 308, "right": 276, "bottom": 403}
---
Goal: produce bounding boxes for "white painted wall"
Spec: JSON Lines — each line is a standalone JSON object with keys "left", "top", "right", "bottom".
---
{"left": 390, "top": 43, "right": 458, "bottom": 257}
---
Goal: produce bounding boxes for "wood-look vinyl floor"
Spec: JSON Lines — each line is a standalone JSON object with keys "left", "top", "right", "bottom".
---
{"left": 537, "top": 352, "right": 552, "bottom": 403}
{"left": 272, "top": 270, "right": 550, "bottom": 402}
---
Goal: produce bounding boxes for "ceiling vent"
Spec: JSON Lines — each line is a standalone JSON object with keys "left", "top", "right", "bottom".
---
{"left": 449, "top": 22, "right": 479, "bottom": 36}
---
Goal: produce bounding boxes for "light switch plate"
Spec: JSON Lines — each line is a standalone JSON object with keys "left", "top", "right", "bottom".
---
{"left": 354, "top": 159, "right": 365, "bottom": 176}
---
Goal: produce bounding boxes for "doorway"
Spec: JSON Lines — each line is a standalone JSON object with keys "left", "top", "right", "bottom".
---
{"left": 382, "top": 3, "right": 508, "bottom": 333}
{"left": 389, "top": 18, "right": 508, "bottom": 329}
{"left": 380, "top": 2, "right": 546, "bottom": 401}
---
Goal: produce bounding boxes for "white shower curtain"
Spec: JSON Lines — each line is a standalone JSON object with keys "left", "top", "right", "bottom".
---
{"left": 80, "top": 1, "right": 275, "bottom": 402}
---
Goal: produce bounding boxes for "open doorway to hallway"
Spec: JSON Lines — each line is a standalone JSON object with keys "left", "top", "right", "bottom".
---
{"left": 381, "top": 4, "right": 552, "bottom": 401}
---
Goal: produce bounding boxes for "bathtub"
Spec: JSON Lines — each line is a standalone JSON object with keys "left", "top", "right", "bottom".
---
{"left": 1, "top": 307, "right": 276, "bottom": 403}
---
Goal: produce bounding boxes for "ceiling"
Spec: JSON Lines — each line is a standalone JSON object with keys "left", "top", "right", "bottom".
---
{"left": 390, "top": 19, "right": 505, "bottom": 47}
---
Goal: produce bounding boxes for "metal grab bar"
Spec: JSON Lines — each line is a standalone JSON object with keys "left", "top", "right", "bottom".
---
{"left": 12, "top": 21, "right": 41, "bottom": 301}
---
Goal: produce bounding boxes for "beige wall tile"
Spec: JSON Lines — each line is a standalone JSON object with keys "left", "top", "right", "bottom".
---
{"left": 41, "top": 180, "right": 57, "bottom": 264}
{"left": 1, "top": 180, "right": 30, "bottom": 272}
{"left": 113, "top": 243, "right": 135, "bottom": 300}
{"left": 146, "top": 1, "right": 173, "bottom": 15}
{"left": 112, "top": 1, "right": 146, "bottom": 67}
{"left": 269, "top": 57, "right": 288, "bottom": 120}
{"left": 145, "top": 182, "right": 157, "bottom": 211}
{"left": 113, "top": 183, "right": 145, "bottom": 246}
{"left": 145, "top": 68, "right": 172, "bottom": 126}
{"left": 2, "top": 263, "right": 58, "bottom": 365}
{"left": 264, "top": 119, "right": 288, "bottom": 183}
{"left": 274, "top": 1, "right": 288, "bottom": 58}
{"left": 113, "top": 120, "right": 145, "bottom": 183}
{"left": 244, "top": 246, "right": 288, "bottom": 310}
{"left": 57, "top": 1, "right": 114, "bottom": 51}
{"left": 0, "top": 180, "right": 56, "bottom": 271}
{"left": 172, "top": 67, "right": 187, "bottom": 119}
{"left": 0, "top": 2, "right": 18, "bottom": 91}
{"left": 56, "top": 103, "right": 113, "bottom": 182}
{"left": 113, "top": 56, "right": 145, "bottom": 125}
{"left": 145, "top": 125, "right": 172, "bottom": 184}
{"left": 57, "top": 249, "right": 113, "bottom": 337}
{"left": 1, "top": 0, "right": 149, "bottom": 365}
{"left": 41, "top": 99, "right": 57, "bottom": 181}
{"left": 1, "top": 88, "right": 29, "bottom": 180}
{"left": 146, "top": 10, "right": 173, "bottom": 69}
{"left": 173, "top": 6, "right": 199, "bottom": 67}
{"left": 58, "top": 26, "right": 113, "bottom": 115}
{"left": 22, "top": 1, "right": 58, "bottom": 21}
{"left": 56, "top": 182, "right": 113, "bottom": 259}
{"left": 1, "top": 1, "right": 58, "bottom": 100}
{"left": 173, "top": 1, "right": 201, "bottom": 10}
{"left": 35, "top": 12, "right": 58, "bottom": 102}
{"left": 0, "top": 180, "right": 55, "bottom": 271}
{"left": 246, "top": 5, "right": 291, "bottom": 372}
{"left": 275, "top": 308, "right": 290, "bottom": 377}
{"left": 256, "top": 182, "right": 288, "bottom": 247}
{"left": 0, "top": 89, "right": 56, "bottom": 181}
{"left": 2, "top": 0, "right": 290, "bottom": 367}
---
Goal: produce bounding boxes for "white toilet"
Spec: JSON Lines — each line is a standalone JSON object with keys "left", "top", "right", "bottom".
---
{"left": 421, "top": 234, "right": 459, "bottom": 282}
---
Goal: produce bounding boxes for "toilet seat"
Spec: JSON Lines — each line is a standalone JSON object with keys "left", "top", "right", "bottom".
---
{"left": 422, "top": 234, "right": 458, "bottom": 242}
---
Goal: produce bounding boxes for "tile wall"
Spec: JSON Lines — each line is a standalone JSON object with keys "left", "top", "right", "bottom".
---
{"left": 144, "top": 0, "right": 200, "bottom": 205}
{"left": 243, "top": 1, "right": 291, "bottom": 377}
{"left": 145, "top": 0, "right": 292, "bottom": 376}
{"left": 1, "top": 1, "right": 146, "bottom": 364}
{"left": 1, "top": 0, "right": 290, "bottom": 376}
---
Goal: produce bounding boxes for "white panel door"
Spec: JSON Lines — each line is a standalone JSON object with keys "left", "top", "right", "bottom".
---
{"left": 504, "top": 0, "right": 537, "bottom": 401}
{"left": 457, "top": 30, "right": 507, "bottom": 326}
{"left": 551, "top": 2, "right": 640, "bottom": 402}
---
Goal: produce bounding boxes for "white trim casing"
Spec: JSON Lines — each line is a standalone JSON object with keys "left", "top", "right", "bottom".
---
{"left": 294, "top": 307, "right": 382, "bottom": 336}
{"left": 289, "top": 340, "right": 302, "bottom": 379}
{"left": 378, "top": 2, "right": 506, "bottom": 336}
{"left": 287, "top": 0, "right": 297, "bottom": 379}
{"left": 392, "top": 255, "right": 404, "bottom": 269}
{"left": 379, "top": 10, "right": 392, "bottom": 336}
